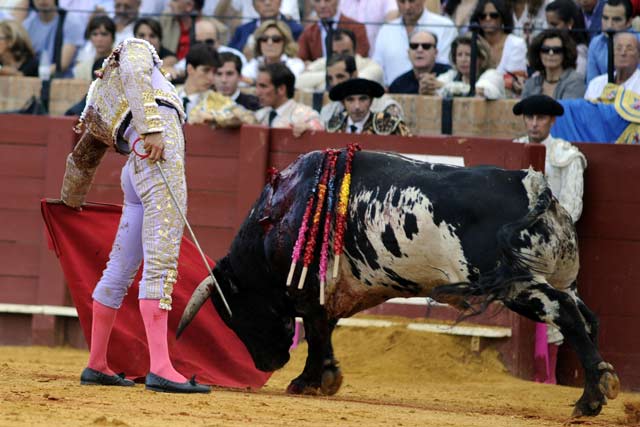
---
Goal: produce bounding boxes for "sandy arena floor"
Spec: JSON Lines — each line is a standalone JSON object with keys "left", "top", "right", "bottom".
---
{"left": 1, "top": 319, "right": 639, "bottom": 427}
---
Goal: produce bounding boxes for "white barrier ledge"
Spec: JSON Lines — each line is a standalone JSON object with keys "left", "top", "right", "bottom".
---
{"left": 2, "top": 304, "right": 511, "bottom": 339}
{"left": 337, "top": 317, "right": 511, "bottom": 338}
{"left": 0, "top": 303, "right": 78, "bottom": 318}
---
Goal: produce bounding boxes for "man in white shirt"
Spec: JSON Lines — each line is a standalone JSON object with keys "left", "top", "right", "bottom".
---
{"left": 208, "top": 0, "right": 300, "bottom": 23}
{"left": 512, "top": 94, "right": 587, "bottom": 385}
{"left": 374, "top": 0, "right": 457, "bottom": 86}
{"left": 255, "top": 62, "right": 324, "bottom": 136}
{"left": 326, "top": 77, "right": 411, "bottom": 135}
{"left": 339, "top": 0, "right": 398, "bottom": 56}
{"left": 585, "top": 31, "right": 640, "bottom": 100}
{"left": 513, "top": 94, "right": 587, "bottom": 223}
{"left": 113, "top": 0, "right": 139, "bottom": 43}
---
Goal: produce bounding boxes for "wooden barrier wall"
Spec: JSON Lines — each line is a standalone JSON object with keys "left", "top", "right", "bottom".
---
{"left": 0, "top": 115, "right": 638, "bottom": 390}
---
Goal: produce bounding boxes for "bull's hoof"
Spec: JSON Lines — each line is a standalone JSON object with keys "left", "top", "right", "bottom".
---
{"left": 598, "top": 366, "right": 620, "bottom": 400}
{"left": 286, "top": 379, "right": 320, "bottom": 395}
{"left": 320, "top": 366, "right": 343, "bottom": 396}
{"left": 572, "top": 399, "right": 603, "bottom": 418}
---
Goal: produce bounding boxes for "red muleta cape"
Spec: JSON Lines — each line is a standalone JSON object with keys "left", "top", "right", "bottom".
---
{"left": 41, "top": 199, "right": 271, "bottom": 388}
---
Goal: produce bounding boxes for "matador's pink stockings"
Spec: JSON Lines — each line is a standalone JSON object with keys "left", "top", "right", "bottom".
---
{"left": 139, "top": 299, "right": 186, "bottom": 383}
{"left": 87, "top": 300, "right": 117, "bottom": 375}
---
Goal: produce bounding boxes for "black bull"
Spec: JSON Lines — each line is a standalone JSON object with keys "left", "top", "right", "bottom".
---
{"left": 178, "top": 150, "right": 619, "bottom": 417}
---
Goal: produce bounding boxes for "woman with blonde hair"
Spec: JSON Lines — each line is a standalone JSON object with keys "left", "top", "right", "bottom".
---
{"left": 437, "top": 34, "right": 505, "bottom": 99}
{"left": 0, "top": 19, "right": 38, "bottom": 76}
{"left": 241, "top": 19, "right": 304, "bottom": 85}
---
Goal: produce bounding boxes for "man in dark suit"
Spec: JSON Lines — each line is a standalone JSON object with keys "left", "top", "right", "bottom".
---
{"left": 297, "top": 0, "right": 369, "bottom": 61}
{"left": 229, "top": 0, "right": 303, "bottom": 53}
{"left": 215, "top": 52, "right": 261, "bottom": 111}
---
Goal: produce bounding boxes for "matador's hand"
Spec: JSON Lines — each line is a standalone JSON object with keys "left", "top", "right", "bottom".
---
{"left": 143, "top": 132, "right": 165, "bottom": 163}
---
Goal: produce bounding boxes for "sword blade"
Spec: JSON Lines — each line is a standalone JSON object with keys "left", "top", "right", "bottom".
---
{"left": 156, "top": 162, "right": 233, "bottom": 318}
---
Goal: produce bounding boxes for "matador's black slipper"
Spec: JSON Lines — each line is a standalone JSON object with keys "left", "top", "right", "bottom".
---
{"left": 145, "top": 372, "right": 211, "bottom": 393}
{"left": 80, "top": 367, "right": 135, "bottom": 386}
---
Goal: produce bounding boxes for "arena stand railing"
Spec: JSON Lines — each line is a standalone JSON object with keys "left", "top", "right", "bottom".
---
{"left": 0, "top": 75, "right": 526, "bottom": 137}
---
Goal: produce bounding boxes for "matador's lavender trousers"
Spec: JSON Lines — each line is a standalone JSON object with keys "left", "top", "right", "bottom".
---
{"left": 92, "top": 105, "right": 186, "bottom": 311}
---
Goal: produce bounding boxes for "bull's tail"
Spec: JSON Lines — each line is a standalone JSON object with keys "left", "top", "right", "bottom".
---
{"left": 432, "top": 186, "right": 554, "bottom": 313}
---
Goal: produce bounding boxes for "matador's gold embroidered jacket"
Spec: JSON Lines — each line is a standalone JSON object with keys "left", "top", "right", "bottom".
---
{"left": 61, "top": 39, "right": 185, "bottom": 208}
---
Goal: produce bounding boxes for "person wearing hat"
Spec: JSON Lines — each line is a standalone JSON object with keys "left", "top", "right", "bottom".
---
{"left": 327, "top": 77, "right": 411, "bottom": 136}
{"left": 513, "top": 94, "right": 587, "bottom": 386}
{"left": 319, "top": 53, "right": 404, "bottom": 128}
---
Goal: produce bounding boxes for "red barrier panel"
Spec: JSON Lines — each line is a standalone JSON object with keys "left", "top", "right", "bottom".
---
{"left": 557, "top": 143, "right": 640, "bottom": 390}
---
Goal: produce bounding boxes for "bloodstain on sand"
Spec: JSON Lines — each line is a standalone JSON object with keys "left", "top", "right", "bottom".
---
{"left": 0, "top": 318, "right": 638, "bottom": 427}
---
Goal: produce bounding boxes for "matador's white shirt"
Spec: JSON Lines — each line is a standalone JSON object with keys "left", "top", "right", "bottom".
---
{"left": 515, "top": 134, "right": 587, "bottom": 223}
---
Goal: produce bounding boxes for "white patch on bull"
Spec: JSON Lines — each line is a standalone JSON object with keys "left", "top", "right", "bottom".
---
{"left": 528, "top": 286, "right": 561, "bottom": 325}
{"left": 521, "top": 168, "right": 548, "bottom": 210}
{"left": 324, "top": 186, "right": 470, "bottom": 318}
{"left": 517, "top": 227, "right": 578, "bottom": 291}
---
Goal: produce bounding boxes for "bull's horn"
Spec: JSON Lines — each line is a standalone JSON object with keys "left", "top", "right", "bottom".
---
{"left": 176, "top": 276, "right": 215, "bottom": 338}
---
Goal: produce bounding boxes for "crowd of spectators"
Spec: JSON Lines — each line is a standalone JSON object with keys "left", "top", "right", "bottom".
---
{"left": 2, "top": 0, "right": 640, "bottom": 133}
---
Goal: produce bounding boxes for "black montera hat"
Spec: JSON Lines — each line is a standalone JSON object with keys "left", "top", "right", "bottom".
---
{"left": 329, "top": 78, "right": 385, "bottom": 101}
{"left": 513, "top": 94, "right": 564, "bottom": 116}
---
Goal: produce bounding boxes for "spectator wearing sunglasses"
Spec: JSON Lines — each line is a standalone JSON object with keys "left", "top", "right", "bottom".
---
{"left": 389, "top": 30, "right": 451, "bottom": 94}
{"left": 469, "top": 0, "right": 527, "bottom": 93}
{"left": 228, "top": 0, "right": 303, "bottom": 55}
{"left": 242, "top": 19, "right": 304, "bottom": 84}
{"left": 522, "top": 29, "right": 585, "bottom": 100}
{"left": 373, "top": 0, "right": 457, "bottom": 86}
{"left": 545, "top": 0, "right": 589, "bottom": 76}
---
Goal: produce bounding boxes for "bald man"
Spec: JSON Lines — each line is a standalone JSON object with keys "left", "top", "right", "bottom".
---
{"left": 584, "top": 31, "right": 640, "bottom": 99}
